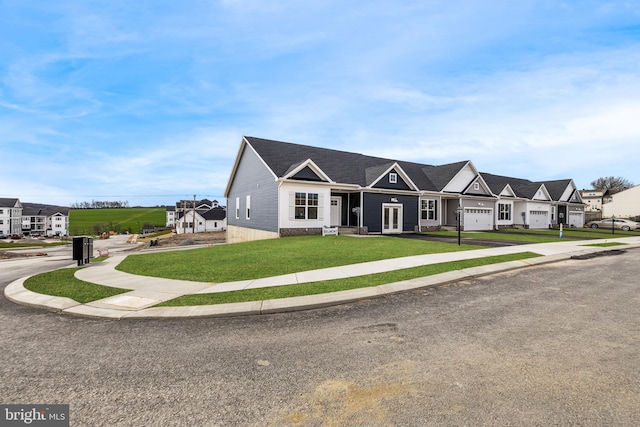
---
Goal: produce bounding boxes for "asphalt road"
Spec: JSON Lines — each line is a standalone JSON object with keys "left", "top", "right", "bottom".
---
{"left": 1, "top": 248, "right": 639, "bottom": 426}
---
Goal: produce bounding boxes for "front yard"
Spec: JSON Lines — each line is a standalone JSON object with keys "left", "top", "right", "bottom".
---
{"left": 115, "top": 235, "right": 483, "bottom": 282}
{"left": 22, "top": 229, "right": 636, "bottom": 306}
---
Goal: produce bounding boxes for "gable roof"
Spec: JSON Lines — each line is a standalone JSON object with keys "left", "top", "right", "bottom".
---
{"left": 421, "top": 161, "right": 471, "bottom": 192}
{"left": 481, "top": 173, "right": 582, "bottom": 202}
{"left": 0, "top": 198, "right": 21, "bottom": 208}
{"left": 244, "top": 136, "right": 441, "bottom": 191}
{"left": 21, "top": 203, "right": 69, "bottom": 216}
{"left": 231, "top": 137, "right": 580, "bottom": 204}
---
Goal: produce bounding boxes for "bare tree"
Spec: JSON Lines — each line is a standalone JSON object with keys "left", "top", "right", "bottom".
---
{"left": 590, "top": 176, "right": 634, "bottom": 194}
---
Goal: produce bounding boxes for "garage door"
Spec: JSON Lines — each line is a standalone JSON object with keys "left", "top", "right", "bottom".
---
{"left": 464, "top": 208, "right": 493, "bottom": 231}
{"left": 529, "top": 210, "right": 549, "bottom": 229}
{"left": 568, "top": 211, "right": 583, "bottom": 228}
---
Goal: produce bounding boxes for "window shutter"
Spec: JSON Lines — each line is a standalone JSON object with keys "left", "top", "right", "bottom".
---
{"left": 317, "top": 193, "right": 324, "bottom": 220}
{"left": 289, "top": 192, "right": 295, "bottom": 221}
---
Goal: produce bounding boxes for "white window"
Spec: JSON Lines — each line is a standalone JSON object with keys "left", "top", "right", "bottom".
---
{"left": 246, "top": 195, "right": 251, "bottom": 220}
{"left": 499, "top": 203, "right": 511, "bottom": 221}
{"left": 421, "top": 200, "right": 437, "bottom": 220}
{"left": 473, "top": 182, "right": 480, "bottom": 191}
{"left": 235, "top": 197, "right": 240, "bottom": 219}
{"left": 295, "top": 192, "right": 319, "bottom": 220}
{"left": 389, "top": 173, "right": 397, "bottom": 184}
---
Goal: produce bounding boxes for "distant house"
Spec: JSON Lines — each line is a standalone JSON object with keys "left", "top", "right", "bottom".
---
{"left": 602, "top": 184, "right": 640, "bottom": 219}
{"left": 224, "top": 137, "right": 585, "bottom": 243}
{"left": 168, "top": 199, "right": 227, "bottom": 234}
{"left": 0, "top": 200, "right": 69, "bottom": 237}
{"left": 0, "top": 198, "right": 23, "bottom": 236}
{"left": 579, "top": 189, "right": 604, "bottom": 213}
{"left": 21, "top": 203, "right": 70, "bottom": 236}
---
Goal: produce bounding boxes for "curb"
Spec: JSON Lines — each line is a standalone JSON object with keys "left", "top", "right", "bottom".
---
{"left": 4, "top": 244, "right": 637, "bottom": 320}
{"left": 4, "top": 253, "right": 575, "bottom": 320}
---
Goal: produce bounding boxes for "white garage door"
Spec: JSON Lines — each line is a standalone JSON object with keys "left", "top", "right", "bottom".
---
{"left": 529, "top": 210, "right": 549, "bottom": 229}
{"left": 464, "top": 208, "right": 493, "bottom": 231}
{"left": 568, "top": 211, "right": 583, "bottom": 228}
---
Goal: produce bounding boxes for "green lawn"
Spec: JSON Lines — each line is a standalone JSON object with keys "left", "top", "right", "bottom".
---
{"left": 116, "top": 235, "right": 484, "bottom": 282}
{"left": 0, "top": 241, "right": 69, "bottom": 249}
{"left": 69, "top": 207, "right": 166, "bottom": 235}
{"left": 158, "top": 252, "right": 541, "bottom": 306}
{"left": 23, "top": 268, "right": 128, "bottom": 303}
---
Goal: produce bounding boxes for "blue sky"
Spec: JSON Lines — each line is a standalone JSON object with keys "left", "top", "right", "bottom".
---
{"left": 2, "top": 1, "right": 639, "bottom": 207}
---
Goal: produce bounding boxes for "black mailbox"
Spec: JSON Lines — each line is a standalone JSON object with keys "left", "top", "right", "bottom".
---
{"left": 72, "top": 236, "right": 93, "bottom": 266}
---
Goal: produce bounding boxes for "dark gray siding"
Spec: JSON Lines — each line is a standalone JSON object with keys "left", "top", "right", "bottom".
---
{"left": 363, "top": 193, "right": 418, "bottom": 233}
{"left": 227, "top": 146, "right": 279, "bottom": 232}
{"left": 372, "top": 170, "right": 412, "bottom": 191}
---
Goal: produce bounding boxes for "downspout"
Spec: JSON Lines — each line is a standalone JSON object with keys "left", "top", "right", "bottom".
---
{"left": 277, "top": 180, "right": 283, "bottom": 236}
{"left": 360, "top": 191, "right": 364, "bottom": 233}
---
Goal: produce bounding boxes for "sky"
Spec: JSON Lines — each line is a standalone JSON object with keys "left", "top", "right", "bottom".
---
{"left": 2, "top": 1, "right": 640, "bottom": 207}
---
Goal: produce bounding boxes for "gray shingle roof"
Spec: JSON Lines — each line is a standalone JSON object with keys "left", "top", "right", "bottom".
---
{"left": 244, "top": 137, "right": 579, "bottom": 201}
{"left": 21, "top": 203, "right": 69, "bottom": 216}
{"left": 245, "top": 137, "right": 444, "bottom": 191}
{"left": 542, "top": 179, "right": 573, "bottom": 201}
{"left": 0, "top": 198, "right": 20, "bottom": 207}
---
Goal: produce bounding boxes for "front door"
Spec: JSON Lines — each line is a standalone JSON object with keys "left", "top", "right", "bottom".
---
{"left": 330, "top": 197, "right": 341, "bottom": 226}
{"left": 382, "top": 204, "right": 403, "bottom": 234}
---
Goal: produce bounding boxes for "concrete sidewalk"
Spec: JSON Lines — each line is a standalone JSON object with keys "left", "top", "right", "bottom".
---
{"left": 5, "top": 236, "right": 640, "bottom": 319}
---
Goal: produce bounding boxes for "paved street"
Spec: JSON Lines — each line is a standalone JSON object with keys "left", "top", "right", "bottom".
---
{"left": 1, "top": 248, "right": 639, "bottom": 426}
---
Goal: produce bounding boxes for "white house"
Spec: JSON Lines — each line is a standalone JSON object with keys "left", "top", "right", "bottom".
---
{"left": 20, "top": 203, "right": 70, "bottom": 236}
{"left": 0, "top": 198, "right": 23, "bottom": 236}
{"left": 602, "top": 184, "right": 640, "bottom": 219}
{"left": 580, "top": 190, "right": 604, "bottom": 212}
{"left": 173, "top": 199, "right": 227, "bottom": 235}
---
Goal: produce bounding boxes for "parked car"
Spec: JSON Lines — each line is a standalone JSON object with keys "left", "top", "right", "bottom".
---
{"left": 585, "top": 218, "right": 640, "bottom": 231}
{"left": 0, "top": 234, "right": 7, "bottom": 239}
{"left": 9, "top": 234, "right": 22, "bottom": 239}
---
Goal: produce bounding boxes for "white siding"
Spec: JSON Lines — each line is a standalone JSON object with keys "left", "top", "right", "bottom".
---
{"left": 279, "top": 183, "right": 330, "bottom": 229}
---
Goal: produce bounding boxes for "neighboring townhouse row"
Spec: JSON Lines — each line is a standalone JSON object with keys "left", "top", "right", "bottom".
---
{"left": 0, "top": 198, "right": 69, "bottom": 237}
{"left": 225, "top": 137, "right": 585, "bottom": 243}
{"left": 166, "top": 199, "right": 227, "bottom": 234}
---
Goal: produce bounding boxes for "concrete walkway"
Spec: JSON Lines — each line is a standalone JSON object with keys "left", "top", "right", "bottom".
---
{"left": 5, "top": 236, "right": 640, "bottom": 319}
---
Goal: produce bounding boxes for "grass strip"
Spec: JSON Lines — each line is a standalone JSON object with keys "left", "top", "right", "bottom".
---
{"left": 157, "top": 251, "right": 541, "bottom": 306}
{"left": 0, "top": 241, "right": 69, "bottom": 249}
{"left": 582, "top": 242, "right": 627, "bottom": 247}
{"left": 24, "top": 268, "right": 129, "bottom": 304}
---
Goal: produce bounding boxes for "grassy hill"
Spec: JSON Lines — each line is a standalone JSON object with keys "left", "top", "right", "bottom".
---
{"left": 69, "top": 208, "right": 166, "bottom": 236}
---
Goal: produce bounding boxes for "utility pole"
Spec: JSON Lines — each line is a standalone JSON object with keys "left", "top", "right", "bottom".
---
{"left": 193, "top": 194, "right": 196, "bottom": 234}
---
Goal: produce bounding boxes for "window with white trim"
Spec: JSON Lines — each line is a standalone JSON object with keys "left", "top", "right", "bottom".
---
{"left": 473, "top": 182, "right": 480, "bottom": 191}
{"left": 246, "top": 195, "right": 251, "bottom": 220}
{"left": 499, "top": 203, "right": 511, "bottom": 221}
{"left": 295, "top": 192, "right": 319, "bottom": 220}
{"left": 421, "top": 199, "right": 437, "bottom": 220}
{"left": 389, "top": 173, "right": 397, "bottom": 184}
{"left": 235, "top": 197, "right": 240, "bottom": 219}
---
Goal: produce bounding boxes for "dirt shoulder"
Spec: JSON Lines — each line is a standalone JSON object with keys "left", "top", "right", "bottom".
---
{"left": 136, "top": 231, "right": 227, "bottom": 248}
